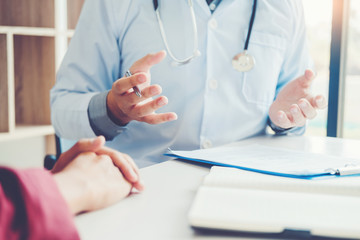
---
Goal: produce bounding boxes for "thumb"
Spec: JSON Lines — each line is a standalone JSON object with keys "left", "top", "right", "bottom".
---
{"left": 299, "top": 69, "right": 315, "bottom": 88}
{"left": 130, "top": 50, "right": 167, "bottom": 73}
{"left": 52, "top": 136, "right": 105, "bottom": 173}
{"left": 69, "top": 136, "right": 105, "bottom": 155}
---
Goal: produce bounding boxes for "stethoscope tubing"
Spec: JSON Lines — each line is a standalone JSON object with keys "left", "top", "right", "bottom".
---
{"left": 153, "top": 0, "right": 257, "bottom": 66}
{"left": 244, "top": 0, "right": 257, "bottom": 51}
{"left": 154, "top": 0, "right": 200, "bottom": 65}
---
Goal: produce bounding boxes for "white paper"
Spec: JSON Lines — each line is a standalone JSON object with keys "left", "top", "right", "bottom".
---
{"left": 189, "top": 186, "right": 360, "bottom": 238}
{"left": 168, "top": 144, "right": 360, "bottom": 177}
{"left": 204, "top": 166, "right": 360, "bottom": 197}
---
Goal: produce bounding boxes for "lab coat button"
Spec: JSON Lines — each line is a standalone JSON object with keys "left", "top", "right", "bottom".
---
{"left": 209, "top": 79, "right": 218, "bottom": 90}
{"left": 202, "top": 140, "right": 212, "bottom": 149}
{"left": 209, "top": 19, "right": 218, "bottom": 29}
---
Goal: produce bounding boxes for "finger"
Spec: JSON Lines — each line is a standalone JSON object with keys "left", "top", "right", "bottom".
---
{"left": 112, "top": 73, "right": 148, "bottom": 95}
{"left": 122, "top": 154, "right": 144, "bottom": 191}
{"left": 130, "top": 50, "right": 167, "bottom": 73}
{"left": 67, "top": 136, "right": 105, "bottom": 157}
{"left": 273, "top": 110, "right": 293, "bottom": 129}
{"left": 298, "top": 69, "right": 315, "bottom": 88}
{"left": 133, "top": 181, "right": 145, "bottom": 192}
{"left": 290, "top": 104, "right": 306, "bottom": 127}
{"left": 298, "top": 99, "right": 317, "bottom": 120}
{"left": 122, "top": 85, "right": 162, "bottom": 106}
{"left": 310, "top": 95, "right": 327, "bottom": 109}
{"left": 139, "top": 85, "right": 162, "bottom": 99}
{"left": 140, "top": 112, "right": 178, "bottom": 125}
{"left": 52, "top": 136, "right": 105, "bottom": 173}
{"left": 132, "top": 96, "right": 169, "bottom": 117}
{"left": 122, "top": 153, "right": 140, "bottom": 176}
{"left": 96, "top": 147, "right": 138, "bottom": 183}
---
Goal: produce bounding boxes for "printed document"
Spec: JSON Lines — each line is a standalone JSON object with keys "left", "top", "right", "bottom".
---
{"left": 166, "top": 144, "right": 360, "bottom": 178}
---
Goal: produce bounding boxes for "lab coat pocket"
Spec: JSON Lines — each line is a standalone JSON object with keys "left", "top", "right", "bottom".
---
{"left": 242, "top": 31, "right": 287, "bottom": 106}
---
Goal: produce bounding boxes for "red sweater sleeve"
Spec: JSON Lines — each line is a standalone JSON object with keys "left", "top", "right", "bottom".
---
{"left": 0, "top": 167, "right": 80, "bottom": 240}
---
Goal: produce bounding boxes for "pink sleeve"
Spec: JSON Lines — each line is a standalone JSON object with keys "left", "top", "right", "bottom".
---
{"left": 0, "top": 167, "right": 80, "bottom": 240}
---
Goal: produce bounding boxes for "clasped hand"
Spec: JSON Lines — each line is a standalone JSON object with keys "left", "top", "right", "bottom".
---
{"left": 52, "top": 136, "right": 143, "bottom": 214}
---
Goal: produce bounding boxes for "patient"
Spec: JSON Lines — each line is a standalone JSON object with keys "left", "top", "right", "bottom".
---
{"left": 0, "top": 136, "right": 144, "bottom": 240}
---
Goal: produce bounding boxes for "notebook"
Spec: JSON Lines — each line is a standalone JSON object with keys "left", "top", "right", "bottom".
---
{"left": 189, "top": 166, "right": 360, "bottom": 239}
{"left": 166, "top": 144, "right": 360, "bottom": 178}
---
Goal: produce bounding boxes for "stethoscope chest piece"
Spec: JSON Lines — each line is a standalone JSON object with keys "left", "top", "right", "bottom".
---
{"left": 232, "top": 51, "right": 255, "bottom": 72}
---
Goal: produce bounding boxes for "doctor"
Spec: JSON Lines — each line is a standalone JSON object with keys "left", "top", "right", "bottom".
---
{"left": 51, "top": 0, "right": 327, "bottom": 167}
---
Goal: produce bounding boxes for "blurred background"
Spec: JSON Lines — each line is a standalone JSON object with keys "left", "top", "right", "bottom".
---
{"left": 0, "top": 0, "right": 359, "bottom": 168}
{"left": 0, "top": 0, "right": 84, "bottom": 167}
{"left": 303, "top": 0, "right": 360, "bottom": 138}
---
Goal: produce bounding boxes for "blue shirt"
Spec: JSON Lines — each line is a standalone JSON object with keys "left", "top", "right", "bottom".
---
{"left": 51, "top": 0, "right": 312, "bottom": 167}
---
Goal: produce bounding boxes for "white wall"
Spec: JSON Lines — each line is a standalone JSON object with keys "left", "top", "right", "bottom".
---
{"left": 0, "top": 137, "right": 46, "bottom": 168}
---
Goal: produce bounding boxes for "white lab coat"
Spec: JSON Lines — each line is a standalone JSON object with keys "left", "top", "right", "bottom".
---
{"left": 51, "top": 0, "right": 312, "bottom": 167}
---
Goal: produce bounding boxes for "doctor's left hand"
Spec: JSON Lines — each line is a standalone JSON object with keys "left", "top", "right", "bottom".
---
{"left": 268, "top": 70, "right": 327, "bottom": 129}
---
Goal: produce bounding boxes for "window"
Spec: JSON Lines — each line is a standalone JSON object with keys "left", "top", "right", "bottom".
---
{"left": 302, "top": 0, "right": 333, "bottom": 137}
{"left": 343, "top": 0, "right": 360, "bottom": 139}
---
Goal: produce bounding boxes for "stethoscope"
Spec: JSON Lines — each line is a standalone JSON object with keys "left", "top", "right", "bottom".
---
{"left": 153, "top": 0, "right": 257, "bottom": 72}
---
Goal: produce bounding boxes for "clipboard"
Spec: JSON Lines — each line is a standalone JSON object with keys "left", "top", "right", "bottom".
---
{"left": 165, "top": 144, "right": 360, "bottom": 179}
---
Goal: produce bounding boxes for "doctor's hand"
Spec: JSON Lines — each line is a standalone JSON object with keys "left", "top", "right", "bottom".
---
{"left": 269, "top": 70, "right": 327, "bottom": 129}
{"left": 107, "top": 50, "right": 178, "bottom": 126}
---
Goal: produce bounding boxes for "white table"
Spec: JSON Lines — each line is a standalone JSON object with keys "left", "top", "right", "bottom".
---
{"left": 75, "top": 135, "right": 360, "bottom": 240}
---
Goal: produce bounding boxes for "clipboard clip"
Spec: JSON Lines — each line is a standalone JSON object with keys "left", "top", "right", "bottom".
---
{"left": 328, "top": 164, "right": 360, "bottom": 176}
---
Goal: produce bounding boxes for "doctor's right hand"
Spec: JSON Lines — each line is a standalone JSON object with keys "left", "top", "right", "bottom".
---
{"left": 107, "top": 51, "right": 178, "bottom": 126}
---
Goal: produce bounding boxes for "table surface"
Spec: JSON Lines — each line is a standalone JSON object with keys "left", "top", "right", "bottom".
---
{"left": 75, "top": 135, "right": 360, "bottom": 240}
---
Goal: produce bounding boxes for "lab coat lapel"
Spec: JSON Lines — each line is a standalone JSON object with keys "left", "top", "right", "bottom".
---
{"left": 193, "top": 0, "right": 212, "bottom": 16}
{"left": 193, "top": 0, "right": 237, "bottom": 17}
{"left": 212, "top": 0, "right": 238, "bottom": 15}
